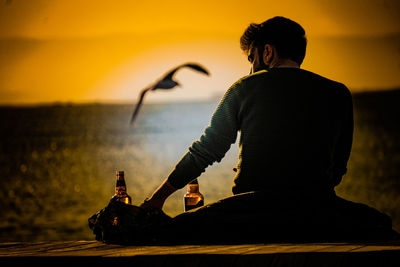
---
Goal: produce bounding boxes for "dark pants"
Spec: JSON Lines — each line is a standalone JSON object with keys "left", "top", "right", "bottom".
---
{"left": 151, "top": 191, "right": 397, "bottom": 244}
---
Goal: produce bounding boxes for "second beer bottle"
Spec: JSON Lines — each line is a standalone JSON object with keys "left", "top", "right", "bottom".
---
{"left": 184, "top": 179, "right": 204, "bottom": 212}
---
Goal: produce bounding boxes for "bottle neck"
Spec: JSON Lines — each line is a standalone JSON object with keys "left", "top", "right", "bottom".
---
{"left": 116, "top": 178, "right": 126, "bottom": 187}
{"left": 188, "top": 184, "right": 199, "bottom": 193}
{"left": 116, "top": 171, "right": 126, "bottom": 187}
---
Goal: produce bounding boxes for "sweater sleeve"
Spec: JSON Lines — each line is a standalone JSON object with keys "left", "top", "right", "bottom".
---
{"left": 331, "top": 84, "right": 354, "bottom": 186}
{"left": 167, "top": 80, "right": 242, "bottom": 189}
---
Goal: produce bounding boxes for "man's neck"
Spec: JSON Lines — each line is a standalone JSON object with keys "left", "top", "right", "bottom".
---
{"left": 270, "top": 59, "right": 300, "bottom": 69}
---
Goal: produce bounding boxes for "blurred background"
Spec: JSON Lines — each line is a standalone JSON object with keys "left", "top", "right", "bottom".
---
{"left": 0, "top": 0, "right": 399, "bottom": 241}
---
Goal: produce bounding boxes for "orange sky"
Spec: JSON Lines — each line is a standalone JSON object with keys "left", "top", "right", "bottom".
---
{"left": 0, "top": 0, "right": 399, "bottom": 104}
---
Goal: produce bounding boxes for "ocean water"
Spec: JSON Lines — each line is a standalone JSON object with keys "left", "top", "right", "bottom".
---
{"left": 0, "top": 90, "right": 399, "bottom": 241}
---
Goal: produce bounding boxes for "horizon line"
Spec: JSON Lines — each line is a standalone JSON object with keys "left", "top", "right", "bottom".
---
{"left": 0, "top": 87, "right": 399, "bottom": 108}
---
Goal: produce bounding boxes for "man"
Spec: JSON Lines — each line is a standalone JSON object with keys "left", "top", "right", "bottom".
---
{"left": 139, "top": 16, "right": 393, "bottom": 243}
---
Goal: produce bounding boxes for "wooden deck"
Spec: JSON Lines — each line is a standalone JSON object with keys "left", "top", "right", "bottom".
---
{"left": 0, "top": 240, "right": 400, "bottom": 266}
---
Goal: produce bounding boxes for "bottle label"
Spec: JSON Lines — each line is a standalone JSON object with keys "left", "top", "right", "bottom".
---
{"left": 184, "top": 198, "right": 204, "bottom": 212}
{"left": 114, "top": 195, "right": 132, "bottom": 205}
{"left": 115, "top": 186, "right": 127, "bottom": 197}
{"left": 185, "top": 196, "right": 200, "bottom": 206}
{"left": 116, "top": 180, "right": 126, "bottom": 187}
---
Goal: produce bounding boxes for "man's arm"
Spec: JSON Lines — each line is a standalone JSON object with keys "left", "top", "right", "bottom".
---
{"left": 140, "top": 178, "right": 177, "bottom": 210}
{"left": 141, "top": 79, "right": 243, "bottom": 209}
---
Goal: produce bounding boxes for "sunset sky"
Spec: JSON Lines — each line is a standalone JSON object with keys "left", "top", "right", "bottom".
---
{"left": 0, "top": 0, "right": 399, "bottom": 104}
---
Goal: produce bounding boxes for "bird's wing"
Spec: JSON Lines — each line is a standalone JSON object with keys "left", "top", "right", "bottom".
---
{"left": 159, "top": 63, "right": 210, "bottom": 82}
{"left": 181, "top": 63, "right": 210, "bottom": 76}
{"left": 130, "top": 87, "right": 152, "bottom": 125}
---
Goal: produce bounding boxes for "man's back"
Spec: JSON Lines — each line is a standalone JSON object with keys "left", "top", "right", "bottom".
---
{"left": 166, "top": 68, "right": 353, "bottom": 197}
{"left": 233, "top": 68, "right": 353, "bottom": 195}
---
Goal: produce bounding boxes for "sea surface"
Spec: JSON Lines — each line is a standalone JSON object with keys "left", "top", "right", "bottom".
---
{"left": 0, "top": 89, "right": 399, "bottom": 241}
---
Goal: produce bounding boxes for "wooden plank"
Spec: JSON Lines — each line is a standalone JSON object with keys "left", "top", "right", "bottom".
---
{"left": 0, "top": 241, "right": 400, "bottom": 267}
{"left": 305, "top": 244, "right": 365, "bottom": 253}
{"left": 0, "top": 241, "right": 113, "bottom": 257}
{"left": 351, "top": 245, "right": 400, "bottom": 252}
{"left": 240, "top": 243, "right": 342, "bottom": 254}
{"left": 244, "top": 243, "right": 336, "bottom": 254}
{"left": 105, "top": 244, "right": 260, "bottom": 257}
{"left": 0, "top": 240, "right": 400, "bottom": 267}
{"left": 105, "top": 245, "right": 204, "bottom": 256}
{"left": 2, "top": 241, "right": 400, "bottom": 256}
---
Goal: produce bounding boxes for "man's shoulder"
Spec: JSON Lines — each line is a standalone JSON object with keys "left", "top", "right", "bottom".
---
{"left": 239, "top": 70, "right": 269, "bottom": 83}
{"left": 287, "top": 68, "right": 352, "bottom": 99}
{"left": 228, "top": 70, "right": 268, "bottom": 91}
{"left": 300, "top": 69, "right": 349, "bottom": 91}
{"left": 224, "top": 71, "right": 268, "bottom": 95}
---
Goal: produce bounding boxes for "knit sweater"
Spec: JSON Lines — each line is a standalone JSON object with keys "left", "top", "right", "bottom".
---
{"left": 167, "top": 68, "right": 353, "bottom": 195}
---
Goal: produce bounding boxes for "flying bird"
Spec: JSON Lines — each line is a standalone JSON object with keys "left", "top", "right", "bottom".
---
{"left": 130, "top": 62, "right": 210, "bottom": 125}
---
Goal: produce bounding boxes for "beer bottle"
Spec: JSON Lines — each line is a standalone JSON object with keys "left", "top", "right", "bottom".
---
{"left": 184, "top": 179, "right": 204, "bottom": 212}
{"left": 113, "top": 170, "right": 132, "bottom": 205}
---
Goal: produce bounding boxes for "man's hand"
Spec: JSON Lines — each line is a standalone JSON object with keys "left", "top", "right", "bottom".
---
{"left": 139, "top": 179, "right": 178, "bottom": 211}
{"left": 140, "top": 197, "right": 164, "bottom": 210}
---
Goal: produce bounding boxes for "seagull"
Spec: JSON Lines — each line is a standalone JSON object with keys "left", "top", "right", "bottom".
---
{"left": 129, "top": 62, "right": 210, "bottom": 125}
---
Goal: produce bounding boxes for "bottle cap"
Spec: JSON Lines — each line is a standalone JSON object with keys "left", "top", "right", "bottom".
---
{"left": 189, "top": 179, "right": 198, "bottom": 185}
{"left": 117, "top": 171, "right": 124, "bottom": 177}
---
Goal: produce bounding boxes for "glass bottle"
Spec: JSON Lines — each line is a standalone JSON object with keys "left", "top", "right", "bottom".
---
{"left": 184, "top": 179, "right": 204, "bottom": 212}
{"left": 113, "top": 170, "right": 132, "bottom": 205}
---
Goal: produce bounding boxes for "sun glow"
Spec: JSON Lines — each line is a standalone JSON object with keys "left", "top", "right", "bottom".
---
{"left": 88, "top": 40, "right": 250, "bottom": 104}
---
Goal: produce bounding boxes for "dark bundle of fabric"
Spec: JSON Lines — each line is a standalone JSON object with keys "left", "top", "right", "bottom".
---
{"left": 88, "top": 198, "right": 171, "bottom": 245}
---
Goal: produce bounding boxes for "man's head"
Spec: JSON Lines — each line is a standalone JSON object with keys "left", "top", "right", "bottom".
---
{"left": 240, "top": 16, "right": 307, "bottom": 73}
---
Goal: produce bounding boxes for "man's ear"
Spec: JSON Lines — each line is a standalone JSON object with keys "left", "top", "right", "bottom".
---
{"left": 263, "top": 44, "right": 275, "bottom": 65}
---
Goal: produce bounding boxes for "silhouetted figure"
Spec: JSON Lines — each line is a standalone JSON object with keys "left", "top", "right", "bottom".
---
{"left": 134, "top": 16, "right": 398, "bottom": 244}
{"left": 130, "top": 63, "right": 209, "bottom": 125}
